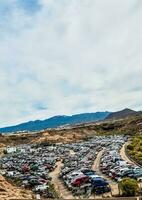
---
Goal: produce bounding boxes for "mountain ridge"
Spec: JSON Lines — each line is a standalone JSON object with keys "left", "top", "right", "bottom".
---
{"left": 105, "top": 108, "right": 140, "bottom": 120}
{"left": 1, "top": 108, "right": 141, "bottom": 134}
{"left": 0, "top": 112, "right": 110, "bottom": 133}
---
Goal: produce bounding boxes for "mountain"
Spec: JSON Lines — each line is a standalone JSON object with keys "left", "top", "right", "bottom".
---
{"left": 105, "top": 108, "right": 137, "bottom": 120}
{"left": 0, "top": 112, "right": 110, "bottom": 133}
{"left": 1, "top": 112, "right": 142, "bottom": 148}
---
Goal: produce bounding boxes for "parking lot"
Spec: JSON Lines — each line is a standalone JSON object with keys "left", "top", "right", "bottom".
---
{"left": 0, "top": 135, "right": 141, "bottom": 199}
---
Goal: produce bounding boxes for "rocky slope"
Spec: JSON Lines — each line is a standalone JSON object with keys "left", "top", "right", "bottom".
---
{"left": 0, "top": 175, "right": 34, "bottom": 200}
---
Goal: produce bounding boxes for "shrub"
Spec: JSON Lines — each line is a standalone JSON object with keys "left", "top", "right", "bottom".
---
{"left": 127, "top": 135, "right": 142, "bottom": 165}
{"left": 119, "top": 178, "right": 139, "bottom": 197}
{"left": 135, "top": 152, "right": 142, "bottom": 160}
{"left": 127, "top": 144, "right": 134, "bottom": 151}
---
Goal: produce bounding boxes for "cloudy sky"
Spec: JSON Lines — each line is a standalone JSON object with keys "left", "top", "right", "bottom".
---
{"left": 0, "top": 0, "right": 142, "bottom": 127}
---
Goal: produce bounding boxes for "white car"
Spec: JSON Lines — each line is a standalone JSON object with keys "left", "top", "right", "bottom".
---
{"left": 35, "top": 184, "right": 49, "bottom": 192}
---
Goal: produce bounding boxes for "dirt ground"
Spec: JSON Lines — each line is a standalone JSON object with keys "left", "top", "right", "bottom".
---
{"left": 0, "top": 175, "right": 34, "bottom": 200}
{"left": 92, "top": 149, "right": 119, "bottom": 198}
{"left": 50, "top": 149, "right": 119, "bottom": 199}
{"left": 50, "top": 161, "right": 74, "bottom": 199}
{"left": 120, "top": 143, "right": 135, "bottom": 165}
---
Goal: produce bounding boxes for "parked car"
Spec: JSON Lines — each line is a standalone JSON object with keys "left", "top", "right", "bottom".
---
{"left": 71, "top": 175, "right": 90, "bottom": 187}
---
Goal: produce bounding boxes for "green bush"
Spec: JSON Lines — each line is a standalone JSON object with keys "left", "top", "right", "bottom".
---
{"left": 127, "top": 144, "right": 134, "bottom": 151}
{"left": 127, "top": 135, "right": 142, "bottom": 165}
{"left": 135, "top": 152, "right": 142, "bottom": 159}
{"left": 119, "top": 178, "right": 139, "bottom": 197}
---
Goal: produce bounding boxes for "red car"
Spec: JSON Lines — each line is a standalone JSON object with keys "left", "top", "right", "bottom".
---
{"left": 44, "top": 164, "right": 54, "bottom": 171}
{"left": 71, "top": 175, "right": 90, "bottom": 187}
{"left": 22, "top": 164, "right": 30, "bottom": 173}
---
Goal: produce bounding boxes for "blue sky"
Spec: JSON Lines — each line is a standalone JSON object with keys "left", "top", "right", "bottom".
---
{"left": 0, "top": 0, "right": 142, "bottom": 127}
{"left": 17, "top": 0, "right": 42, "bottom": 13}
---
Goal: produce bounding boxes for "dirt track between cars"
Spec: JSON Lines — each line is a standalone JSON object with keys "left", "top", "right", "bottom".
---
{"left": 92, "top": 149, "right": 119, "bottom": 197}
{"left": 51, "top": 144, "right": 133, "bottom": 199}
{"left": 50, "top": 149, "right": 120, "bottom": 199}
{"left": 50, "top": 161, "right": 75, "bottom": 199}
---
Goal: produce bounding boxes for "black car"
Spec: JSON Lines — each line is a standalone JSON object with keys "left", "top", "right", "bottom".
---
{"left": 82, "top": 169, "right": 96, "bottom": 176}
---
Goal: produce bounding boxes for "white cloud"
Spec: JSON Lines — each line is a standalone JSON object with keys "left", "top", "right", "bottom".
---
{"left": 0, "top": 0, "right": 142, "bottom": 126}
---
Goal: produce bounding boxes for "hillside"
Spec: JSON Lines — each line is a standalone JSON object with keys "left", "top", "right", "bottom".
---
{"left": 0, "top": 175, "right": 34, "bottom": 200}
{"left": 0, "top": 108, "right": 141, "bottom": 134}
{"left": 105, "top": 108, "right": 137, "bottom": 120}
{"left": 0, "top": 112, "right": 110, "bottom": 133}
{"left": 127, "top": 135, "right": 142, "bottom": 166}
{"left": 0, "top": 114, "right": 142, "bottom": 148}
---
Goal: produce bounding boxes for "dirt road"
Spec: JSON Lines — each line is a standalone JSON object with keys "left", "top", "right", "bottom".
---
{"left": 120, "top": 143, "right": 142, "bottom": 189}
{"left": 50, "top": 149, "right": 121, "bottom": 199}
{"left": 50, "top": 161, "right": 74, "bottom": 199}
{"left": 120, "top": 143, "right": 135, "bottom": 165}
{"left": 92, "top": 149, "right": 119, "bottom": 197}
{"left": 92, "top": 150, "right": 104, "bottom": 173}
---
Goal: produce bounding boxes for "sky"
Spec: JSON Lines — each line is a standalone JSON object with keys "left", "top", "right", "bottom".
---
{"left": 0, "top": 0, "right": 142, "bottom": 127}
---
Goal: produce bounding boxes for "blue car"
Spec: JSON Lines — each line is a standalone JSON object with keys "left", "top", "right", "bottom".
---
{"left": 91, "top": 177, "right": 109, "bottom": 187}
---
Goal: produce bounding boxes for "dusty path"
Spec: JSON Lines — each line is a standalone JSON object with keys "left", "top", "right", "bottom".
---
{"left": 120, "top": 143, "right": 142, "bottom": 189}
{"left": 50, "top": 161, "right": 74, "bottom": 199}
{"left": 92, "top": 149, "right": 119, "bottom": 197}
{"left": 50, "top": 149, "right": 120, "bottom": 199}
{"left": 120, "top": 143, "right": 135, "bottom": 165}
{"left": 50, "top": 151, "right": 108, "bottom": 199}
{"left": 92, "top": 150, "right": 104, "bottom": 173}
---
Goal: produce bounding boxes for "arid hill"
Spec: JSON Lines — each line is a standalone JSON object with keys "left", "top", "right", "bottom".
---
{"left": 0, "top": 175, "right": 34, "bottom": 200}
{"left": 0, "top": 114, "right": 142, "bottom": 148}
{"left": 106, "top": 108, "right": 142, "bottom": 120}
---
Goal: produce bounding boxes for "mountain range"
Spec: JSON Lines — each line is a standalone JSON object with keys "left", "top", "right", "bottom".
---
{"left": 0, "top": 108, "right": 140, "bottom": 133}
